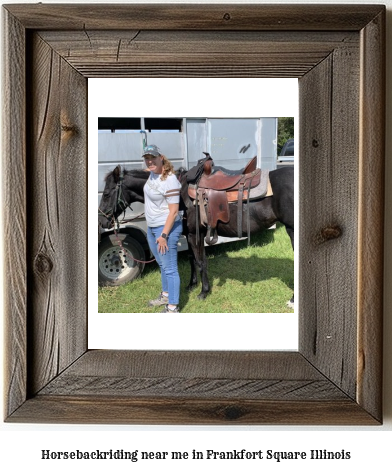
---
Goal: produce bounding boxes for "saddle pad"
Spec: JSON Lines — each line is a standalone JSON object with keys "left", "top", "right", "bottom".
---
{"left": 240, "top": 169, "right": 272, "bottom": 201}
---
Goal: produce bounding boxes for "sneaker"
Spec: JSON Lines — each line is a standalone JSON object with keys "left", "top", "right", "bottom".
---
{"left": 148, "top": 292, "right": 169, "bottom": 307}
{"left": 160, "top": 304, "right": 180, "bottom": 313}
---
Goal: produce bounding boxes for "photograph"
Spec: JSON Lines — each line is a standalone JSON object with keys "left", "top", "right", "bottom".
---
{"left": 97, "top": 116, "right": 295, "bottom": 314}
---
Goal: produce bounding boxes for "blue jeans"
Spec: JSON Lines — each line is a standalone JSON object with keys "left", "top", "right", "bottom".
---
{"left": 147, "top": 219, "right": 182, "bottom": 305}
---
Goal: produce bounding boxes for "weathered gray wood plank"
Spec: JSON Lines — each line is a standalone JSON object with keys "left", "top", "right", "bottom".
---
{"left": 27, "top": 33, "right": 87, "bottom": 395}
{"left": 38, "top": 30, "right": 358, "bottom": 78}
{"left": 44, "top": 350, "right": 334, "bottom": 399}
{"left": 299, "top": 40, "right": 360, "bottom": 398}
{"left": 9, "top": 396, "right": 378, "bottom": 425}
{"left": 63, "top": 351, "right": 321, "bottom": 379}
{"left": 39, "top": 30, "right": 357, "bottom": 57}
{"left": 39, "top": 377, "right": 347, "bottom": 400}
{"left": 357, "top": 10, "right": 385, "bottom": 422}
{"left": 2, "top": 8, "right": 27, "bottom": 419}
{"left": 4, "top": 4, "right": 384, "bottom": 31}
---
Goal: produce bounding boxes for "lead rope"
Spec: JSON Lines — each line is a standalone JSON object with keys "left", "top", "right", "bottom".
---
{"left": 98, "top": 207, "right": 156, "bottom": 264}
{"left": 112, "top": 226, "right": 156, "bottom": 264}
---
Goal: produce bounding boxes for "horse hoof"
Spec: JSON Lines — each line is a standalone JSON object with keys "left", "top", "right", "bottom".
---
{"left": 287, "top": 300, "right": 294, "bottom": 309}
{"left": 187, "top": 284, "right": 197, "bottom": 292}
{"left": 197, "top": 292, "right": 207, "bottom": 300}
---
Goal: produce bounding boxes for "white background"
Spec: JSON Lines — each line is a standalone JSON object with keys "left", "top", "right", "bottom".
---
{"left": 1, "top": 1, "right": 391, "bottom": 473}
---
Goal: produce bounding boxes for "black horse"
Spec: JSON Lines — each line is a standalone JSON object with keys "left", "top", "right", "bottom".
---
{"left": 98, "top": 164, "right": 294, "bottom": 306}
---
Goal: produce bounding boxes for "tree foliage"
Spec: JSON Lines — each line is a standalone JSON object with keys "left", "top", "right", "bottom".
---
{"left": 277, "top": 117, "right": 294, "bottom": 154}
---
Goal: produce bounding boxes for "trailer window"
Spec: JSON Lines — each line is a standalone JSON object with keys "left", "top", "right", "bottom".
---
{"left": 144, "top": 118, "right": 182, "bottom": 132}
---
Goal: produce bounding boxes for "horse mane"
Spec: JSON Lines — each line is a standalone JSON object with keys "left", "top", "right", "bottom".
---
{"left": 123, "top": 169, "right": 150, "bottom": 179}
{"left": 104, "top": 168, "right": 150, "bottom": 182}
{"left": 104, "top": 167, "right": 186, "bottom": 183}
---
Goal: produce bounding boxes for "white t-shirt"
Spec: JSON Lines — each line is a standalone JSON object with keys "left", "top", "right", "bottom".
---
{"left": 143, "top": 172, "right": 182, "bottom": 227}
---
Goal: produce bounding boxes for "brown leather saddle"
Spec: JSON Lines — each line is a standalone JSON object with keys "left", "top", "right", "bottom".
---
{"left": 187, "top": 155, "right": 271, "bottom": 245}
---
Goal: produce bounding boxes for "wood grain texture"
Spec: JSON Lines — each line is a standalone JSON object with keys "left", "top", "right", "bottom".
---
{"left": 52, "top": 350, "right": 331, "bottom": 379}
{"left": 298, "top": 41, "right": 360, "bottom": 398}
{"left": 38, "top": 30, "right": 358, "bottom": 78}
{"left": 10, "top": 396, "right": 377, "bottom": 425}
{"left": 357, "top": 9, "right": 385, "bottom": 422}
{"left": 7, "top": 349, "right": 381, "bottom": 424}
{"left": 2, "top": 8, "right": 27, "bottom": 419}
{"left": 39, "top": 377, "right": 346, "bottom": 400}
{"left": 37, "top": 351, "right": 347, "bottom": 401}
{"left": 27, "top": 33, "right": 87, "bottom": 396}
{"left": 2, "top": 3, "right": 385, "bottom": 425}
{"left": 4, "top": 4, "right": 384, "bottom": 31}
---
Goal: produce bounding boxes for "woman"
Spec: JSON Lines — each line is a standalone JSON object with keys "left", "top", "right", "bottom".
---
{"left": 143, "top": 144, "right": 183, "bottom": 313}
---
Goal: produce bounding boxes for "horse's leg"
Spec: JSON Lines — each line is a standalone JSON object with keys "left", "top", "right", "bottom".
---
{"left": 284, "top": 225, "right": 295, "bottom": 308}
{"left": 186, "top": 236, "right": 198, "bottom": 292}
{"left": 181, "top": 210, "right": 199, "bottom": 292}
{"left": 285, "top": 225, "right": 294, "bottom": 251}
{"left": 187, "top": 232, "right": 210, "bottom": 299}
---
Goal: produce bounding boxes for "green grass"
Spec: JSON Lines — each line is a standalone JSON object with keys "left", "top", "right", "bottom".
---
{"left": 98, "top": 224, "right": 294, "bottom": 313}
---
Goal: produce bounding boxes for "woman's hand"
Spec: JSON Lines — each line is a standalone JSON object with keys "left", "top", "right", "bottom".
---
{"left": 156, "top": 235, "right": 168, "bottom": 254}
{"left": 156, "top": 203, "right": 179, "bottom": 254}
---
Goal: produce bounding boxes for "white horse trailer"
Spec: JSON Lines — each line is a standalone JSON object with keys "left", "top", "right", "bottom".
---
{"left": 98, "top": 117, "right": 278, "bottom": 286}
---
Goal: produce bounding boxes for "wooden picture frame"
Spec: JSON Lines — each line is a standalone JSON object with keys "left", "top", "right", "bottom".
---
{"left": 3, "top": 4, "right": 385, "bottom": 424}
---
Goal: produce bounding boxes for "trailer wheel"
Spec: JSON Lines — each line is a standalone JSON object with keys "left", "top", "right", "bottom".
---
{"left": 98, "top": 234, "right": 145, "bottom": 286}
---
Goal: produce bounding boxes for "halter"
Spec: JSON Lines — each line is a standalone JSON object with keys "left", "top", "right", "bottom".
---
{"left": 98, "top": 167, "right": 156, "bottom": 265}
{"left": 98, "top": 166, "right": 132, "bottom": 229}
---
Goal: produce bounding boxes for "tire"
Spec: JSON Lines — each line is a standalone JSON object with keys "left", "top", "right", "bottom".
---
{"left": 98, "top": 234, "right": 146, "bottom": 286}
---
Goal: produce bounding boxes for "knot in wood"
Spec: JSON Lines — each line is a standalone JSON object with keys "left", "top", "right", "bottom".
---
{"left": 223, "top": 13, "right": 231, "bottom": 21}
{"left": 34, "top": 252, "right": 53, "bottom": 275}
{"left": 61, "top": 124, "right": 77, "bottom": 134}
{"left": 312, "top": 139, "right": 319, "bottom": 148}
{"left": 315, "top": 225, "right": 342, "bottom": 245}
{"left": 223, "top": 405, "right": 244, "bottom": 420}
